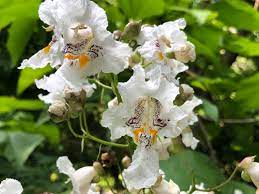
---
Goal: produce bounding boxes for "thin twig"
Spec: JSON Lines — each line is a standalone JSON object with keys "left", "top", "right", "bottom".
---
{"left": 221, "top": 118, "right": 259, "bottom": 124}
{"left": 198, "top": 118, "right": 218, "bottom": 162}
{"left": 194, "top": 166, "right": 239, "bottom": 192}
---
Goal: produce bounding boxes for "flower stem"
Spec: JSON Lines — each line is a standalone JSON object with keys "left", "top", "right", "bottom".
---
{"left": 89, "top": 78, "right": 112, "bottom": 90}
{"left": 109, "top": 74, "right": 123, "bottom": 103}
{"left": 189, "top": 165, "right": 239, "bottom": 193}
{"left": 67, "top": 117, "right": 128, "bottom": 148}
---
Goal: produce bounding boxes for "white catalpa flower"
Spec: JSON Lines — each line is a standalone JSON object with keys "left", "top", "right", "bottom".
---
{"left": 20, "top": 0, "right": 132, "bottom": 76}
{"left": 180, "top": 183, "right": 214, "bottom": 194}
{"left": 101, "top": 65, "right": 201, "bottom": 189}
{"left": 137, "top": 18, "right": 195, "bottom": 81}
{"left": 239, "top": 156, "right": 259, "bottom": 193}
{"left": 152, "top": 179, "right": 180, "bottom": 194}
{"left": 56, "top": 156, "right": 97, "bottom": 194}
{"left": 35, "top": 63, "right": 95, "bottom": 104}
{"left": 0, "top": 179, "right": 23, "bottom": 194}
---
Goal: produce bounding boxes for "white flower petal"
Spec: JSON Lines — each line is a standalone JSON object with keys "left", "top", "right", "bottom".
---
{"left": 0, "top": 179, "right": 23, "bottom": 194}
{"left": 101, "top": 103, "right": 132, "bottom": 140}
{"left": 153, "top": 138, "right": 172, "bottom": 160}
{"left": 38, "top": 0, "right": 58, "bottom": 26}
{"left": 152, "top": 179, "right": 180, "bottom": 194}
{"left": 247, "top": 162, "right": 259, "bottom": 188}
{"left": 36, "top": 63, "right": 95, "bottom": 104}
{"left": 88, "top": 184, "right": 100, "bottom": 194}
{"left": 83, "top": 1, "right": 109, "bottom": 41}
{"left": 72, "top": 166, "right": 97, "bottom": 194}
{"left": 56, "top": 156, "right": 76, "bottom": 176}
{"left": 123, "top": 147, "right": 160, "bottom": 190}
{"left": 87, "top": 35, "right": 131, "bottom": 75}
{"left": 137, "top": 25, "right": 156, "bottom": 44}
{"left": 182, "top": 128, "right": 199, "bottom": 150}
{"left": 19, "top": 36, "right": 63, "bottom": 69}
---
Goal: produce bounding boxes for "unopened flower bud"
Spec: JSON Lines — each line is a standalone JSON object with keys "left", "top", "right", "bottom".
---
{"left": 121, "top": 156, "right": 131, "bottom": 168}
{"left": 122, "top": 21, "right": 141, "bottom": 40}
{"left": 113, "top": 30, "right": 122, "bottom": 41}
{"left": 174, "top": 42, "right": 196, "bottom": 63}
{"left": 48, "top": 100, "right": 68, "bottom": 123}
{"left": 180, "top": 84, "right": 194, "bottom": 101}
{"left": 64, "top": 88, "right": 87, "bottom": 114}
{"left": 101, "top": 152, "right": 116, "bottom": 167}
{"left": 238, "top": 156, "right": 256, "bottom": 169}
{"left": 93, "top": 161, "right": 104, "bottom": 175}
{"left": 241, "top": 170, "right": 252, "bottom": 182}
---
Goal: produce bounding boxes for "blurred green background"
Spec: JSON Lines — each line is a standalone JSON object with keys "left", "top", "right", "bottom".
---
{"left": 0, "top": 0, "right": 259, "bottom": 193}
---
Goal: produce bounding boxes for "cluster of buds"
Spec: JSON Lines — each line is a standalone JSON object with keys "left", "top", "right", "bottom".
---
{"left": 48, "top": 88, "right": 87, "bottom": 123}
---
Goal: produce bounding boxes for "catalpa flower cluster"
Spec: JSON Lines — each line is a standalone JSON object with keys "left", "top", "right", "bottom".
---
{"left": 10, "top": 0, "right": 212, "bottom": 193}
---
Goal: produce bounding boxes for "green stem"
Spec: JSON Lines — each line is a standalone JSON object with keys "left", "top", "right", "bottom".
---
{"left": 79, "top": 113, "right": 87, "bottom": 134}
{"left": 193, "top": 166, "right": 239, "bottom": 193}
{"left": 109, "top": 74, "right": 123, "bottom": 103}
{"left": 89, "top": 78, "right": 112, "bottom": 90}
{"left": 82, "top": 110, "right": 89, "bottom": 133}
{"left": 67, "top": 118, "right": 128, "bottom": 148}
{"left": 86, "top": 133, "right": 128, "bottom": 148}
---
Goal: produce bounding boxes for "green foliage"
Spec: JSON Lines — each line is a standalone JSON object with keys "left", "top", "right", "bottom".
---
{"left": 0, "top": 0, "right": 41, "bottom": 65}
{"left": 211, "top": 0, "right": 259, "bottom": 31}
{"left": 160, "top": 150, "right": 256, "bottom": 193}
{"left": 17, "top": 66, "right": 52, "bottom": 95}
{"left": 7, "top": 18, "right": 37, "bottom": 65}
{"left": 0, "top": 0, "right": 259, "bottom": 192}
{"left": 235, "top": 73, "right": 259, "bottom": 111}
{"left": 160, "top": 150, "right": 224, "bottom": 190}
{"left": 0, "top": 131, "right": 44, "bottom": 167}
{"left": 224, "top": 35, "right": 259, "bottom": 57}
{"left": 202, "top": 99, "right": 219, "bottom": 122}
{"left": 0, "top": 96, "right": 45, "bottom": 113}
{"left": 118, "top": 0, "right": 165, "bottom": 19}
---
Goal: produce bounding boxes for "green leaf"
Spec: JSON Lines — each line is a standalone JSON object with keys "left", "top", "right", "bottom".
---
{"left": 3, "top": 120, "right": 60, "bottom": 144}
{"left": 4, "top": 131, "right": 44, "bottom": 167}
{"left": 160, "top": 150, "right": 224, "bottom": 190}
{"left": 211, "top": 0, "right": 259, "bottom": 31}
{"left": 118, "top": 0, "right": 165, "bottom": 19}
{"left": 224, "top": 35, "right": 259, "bottom": 57}
{"left": 202, "top": 99, "right": 219, "bottom": 122}
{"left": 7, "top": 18, "right": 36, "bottom": 65}
{"left": 168, "top": 6, "right": 218, "bottom": 25}
{"left": 17, "top": 66, "right": 52, "bottom": 95}
{"left": 0, "top": 0, "right": 40, "bottom": 30}
{"left": 188, "top": 36, "right": 218, "bottom": 62}
{"left": 235, "top": 73, "right": 259, "bottom": 110}
{"left": 222, "top": 181, "right": 256, "bottom": 194}
{"left": 0, "top": 96, "right": 45, "bottom": 113}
